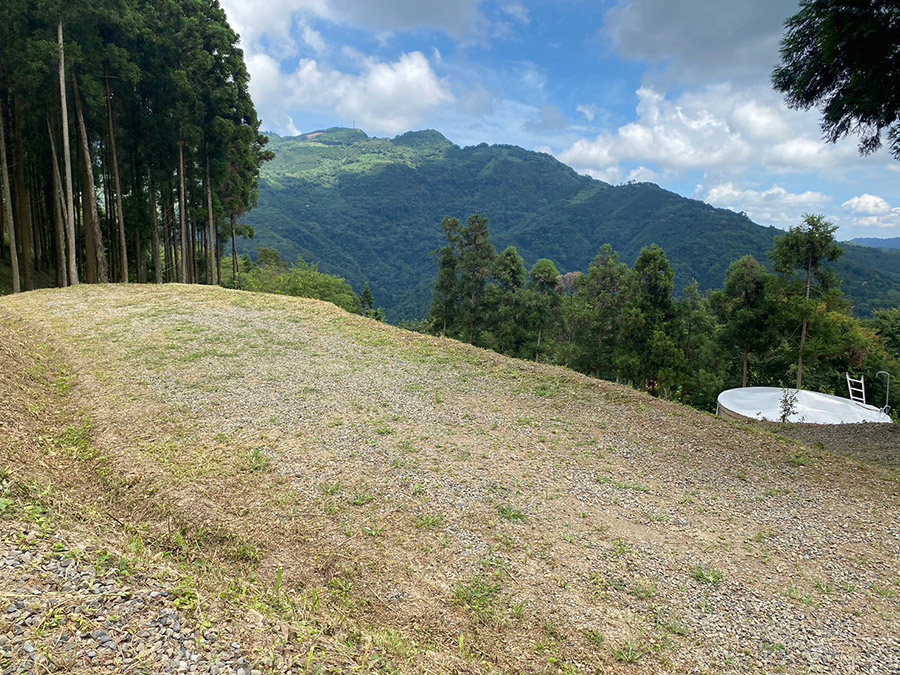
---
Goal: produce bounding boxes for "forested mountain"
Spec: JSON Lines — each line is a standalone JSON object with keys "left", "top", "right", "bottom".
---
{"left": 0, "top": 0, "right": 268, "bottom": 293}
{"left": 849, "top": 237, "right": 900, "bottom": 250}
{"left": 246, "top": 128, "right": 900, "bottom": 319}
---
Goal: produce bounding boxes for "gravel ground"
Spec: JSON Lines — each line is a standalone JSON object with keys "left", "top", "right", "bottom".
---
{"left": 2, "top": 285, "right": 898, "bottom": 673}
{"left": 0, "top": 523, "right": 265, "bottom": 675}
{"left": 764, "top": 422, "right": 900, "bottom": 469}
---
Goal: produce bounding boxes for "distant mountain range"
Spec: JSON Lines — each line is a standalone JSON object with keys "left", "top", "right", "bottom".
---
{"left": 849, "top": 237, "right": 900, "bottom": 250}
{"left": 245, "top": 128, "right": 900, "bottom": 319}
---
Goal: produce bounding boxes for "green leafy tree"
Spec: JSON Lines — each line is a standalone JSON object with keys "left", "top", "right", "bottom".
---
{"left": 619, "top": 245, "right": 681, "bottom": 395}
{"left": 559, "top": 245, "right": 628, "bottom": 378}
{"left": 711, "top": 255, "right": 779, "bottom": 387}
{"left": 771, "top": 214, "right": 844, "bottom": 388}
{"left": 360, "top": 281, "right": 385, "bottom": 321}
{"left": 773, "top": 0, "right": 900, "bottom": 158}
{"left": 428, "top": 215, "right": 498, "bottom": 344}
{"left": 482, "top": 246, "right": 528, "bottom": 354}
{"left": 522, "top": 258, "right": 560, "bottom": 360}
{"left": 674, "top": 282, "right": 723, "bottom": 408}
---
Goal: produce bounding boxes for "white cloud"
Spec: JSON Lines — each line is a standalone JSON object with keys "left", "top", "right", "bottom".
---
{"left": 500, "top": 2, "right": 531, "bottom": 25}
{"left": 220, "top": 0, "right": 485, "bottom": 48}
{"left": 841, "top": 195, "right": 900, "bottom": 229}
{"left": 250, "top": 51, "right": 453, "bottom": 136}
{"left": 576, "top": 103, "right": 600, "bottom": 122}
{"left": 300, "top": 22, "right": 327, "bottom": 55}
{"left": 842, "top": 194, "right": 892, "bottom": 215}
{"left": 698, "top": 182, "right": 831, "bottom": 229}
{"left": 559, "top": 87, "right": 753, "bottom": 174}
{"left": 555, "top": 84, "right": 868, "bottom": 184}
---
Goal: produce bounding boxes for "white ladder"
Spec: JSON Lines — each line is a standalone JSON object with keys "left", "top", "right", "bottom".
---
{"left": 846, "top": 373, "right": 866, "bottom": 405}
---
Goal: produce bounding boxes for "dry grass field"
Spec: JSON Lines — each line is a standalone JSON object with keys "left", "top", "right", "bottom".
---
{"left": 1, "top": 284, "right": 897, "bottom": 673}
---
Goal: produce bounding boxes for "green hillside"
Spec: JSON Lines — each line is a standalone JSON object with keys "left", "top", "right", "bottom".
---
{"left": 245, "top": 128, "right": 900, "bottom": 319}
{"left": 849, "top": 236, "right": 900, "bottom": 250}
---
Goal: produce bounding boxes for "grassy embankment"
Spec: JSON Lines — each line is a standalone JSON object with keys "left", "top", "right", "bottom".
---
{"left": 1, "top": 284, "right": 897, "bottom": 672}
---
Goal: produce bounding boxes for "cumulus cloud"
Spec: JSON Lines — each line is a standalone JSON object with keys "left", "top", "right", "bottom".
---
{"left": 603, "top": 0, "right": 799, "bottom": 83}
{"left": 842, "top": 194, "right": 892, "bottom": 215}
{"left": 559, "top": 87, "right": 753, "bottom": 173}
{"left": 698, "top": 182, "right": 832, "bottom": 229}
{"left": 250, "top": 51, "right": 454, "bottom": 135}
{"left": 556, "top": 84, "right": 864, "bottom": 183}
{"left": 841, "top": 194, "right": 900, "bottom": 229}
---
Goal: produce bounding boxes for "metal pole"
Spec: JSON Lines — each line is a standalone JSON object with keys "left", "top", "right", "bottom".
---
{"left": 876, "top": 371, "right": 891, "bottom": 412}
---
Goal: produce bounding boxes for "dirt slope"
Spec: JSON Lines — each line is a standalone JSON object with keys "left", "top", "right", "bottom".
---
{"left": 1, "top": 284, "right": 897, "bottom": 673}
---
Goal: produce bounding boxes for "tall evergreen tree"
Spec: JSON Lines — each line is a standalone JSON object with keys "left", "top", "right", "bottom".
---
{"left": 772, "top": 214, "right": 843, "bottom": 388}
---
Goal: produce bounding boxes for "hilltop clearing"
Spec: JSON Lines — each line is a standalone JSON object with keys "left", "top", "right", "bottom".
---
{"left": 1, "top": 285, "right": 897, "bottom": 672}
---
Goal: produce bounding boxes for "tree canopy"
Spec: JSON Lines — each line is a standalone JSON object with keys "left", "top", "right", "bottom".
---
{"left": 0, "top": 0, "right": 269, "bottom": 292}
{"left": 773, "top": 0, "right": 900, "bottom": 157}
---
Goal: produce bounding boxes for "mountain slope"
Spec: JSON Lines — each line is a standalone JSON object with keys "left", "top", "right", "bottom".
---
{"left": 246, "top": 128, "right": 900, "bottom": 319}
{"left": 1, "top": 285, "right": 897, "bottom": 671}
{"left": 849, "top": 236, "right": 900, "bottom": 250}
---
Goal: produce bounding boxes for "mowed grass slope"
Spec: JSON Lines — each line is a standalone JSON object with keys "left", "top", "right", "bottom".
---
{"left": 1, "top": 284, "right": 897, "bottom": 673}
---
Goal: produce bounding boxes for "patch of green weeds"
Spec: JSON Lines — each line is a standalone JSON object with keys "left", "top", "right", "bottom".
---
{"left": 786, "top": 583, "right": 817, "bottom": 606}
{"left": 453, "top": 576, "right": 502, "bottom": 617}
{"left": 612, "top": 638, "right": 647, "bottom": 663}
{"left": 363, "top": 525, "right": 385, "bottom": 537}
{"left": 414, "top": 513, "right": 444, "bottom": 530}
{"left": 321, "top": 480, "right": 342, "bottom": 496}
{"left": 52, "top": 423, "right": 97, "bottom": 460}
{"left": 247, "top": 448, "right": 271, "bottom": 473}
{"left": 350, "top": 491, "right": 374, "bottom": 506}
{"left": 497, "top": 505, "right": 526, "bottom": 522}
{"left": 629, "top": 581, "right": 657, "bottom": 600}
{"left": 787, "top": 452, "right": 812, "bottom": 467}
{"left": 584, "top": 629, "right": 605, "bottom": 647}
{"left": 692, "top": 565, "right": 723, "bottom": 586}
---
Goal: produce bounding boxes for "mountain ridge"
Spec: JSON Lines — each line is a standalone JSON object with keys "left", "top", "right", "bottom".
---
{"left": 246, "top": 127, "right": 900, "bottom": 319}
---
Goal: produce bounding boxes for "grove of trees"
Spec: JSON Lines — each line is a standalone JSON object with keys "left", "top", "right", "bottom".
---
{"left": 0, "top": 0, "right": 270, "bottom": 293}
{"left": 427, "top": 214, "right": 900, "bottom": 414}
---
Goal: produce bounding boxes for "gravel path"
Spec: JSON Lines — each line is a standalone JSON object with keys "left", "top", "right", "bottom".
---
{"left": 0, "top": 523, "right": 262, "bottom": 675}
{"left": 2, "top": 285, "right": 898, "bottom": 673}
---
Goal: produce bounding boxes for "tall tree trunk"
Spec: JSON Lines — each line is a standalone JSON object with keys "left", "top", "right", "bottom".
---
{"left": 13, "top": 103, "right": 33, "bottom": 291}
{"left": 80, "top": 156, "right": 97, "bottom": 283}
{"left": 0, "top": 97, "right": 19, "bottom": 293}
{"left": 58, "top": 23, "right": 79, "bottom": 285}
{"left": 178, "top": 141, "right": 188, "bottom": 283}
{"left": 230, "top": 214, "right": 239, "bottom": 287}
{"left": 72, "top": 73, "right": 108, "bottom": 283}
{"left": 795, "top": 255, "right": 814, "bottom": 389}
{"left": 47, "top": 117, "right": 67, "bottom": 287}
{"left": 742, "top": 349, "right": 749, "bottom": 388}
{"left": 134, "top": 228, "right": 142, "bottom": 283}
{"left": 105, "top": 74, "right": 128, "bottom": 282}
{"left": 205, "top": 155, "right": 216, "bottom": 285}
{"left": 214, "top": 221, "right": 221, "bottom": 285}
{"left": 149, "top": 175, "right": 161, "bottom": 283}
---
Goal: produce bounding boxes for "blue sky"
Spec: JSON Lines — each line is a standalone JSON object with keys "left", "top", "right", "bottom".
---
{"left": 218, "top": 0, "right": 900, "bottom": 240}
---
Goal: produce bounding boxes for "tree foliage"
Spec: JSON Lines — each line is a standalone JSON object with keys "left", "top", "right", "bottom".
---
{"left": 0, "top": 0, "right": 268, "bottom": 292}
{"left": 427, "top": 214, "right": 899, "bottom": 414}
{"left": 773, "top": 0, "right": 900, "bottom": 158}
